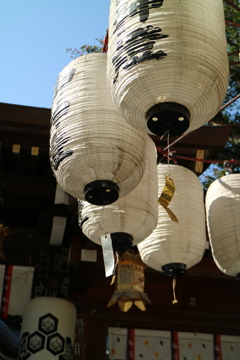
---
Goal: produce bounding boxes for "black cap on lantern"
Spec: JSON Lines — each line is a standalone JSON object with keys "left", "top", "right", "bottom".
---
{"left": 161, "top": 263, "right": 186, "bottom": 277}
{"left": 84, "top": 180, "right": 119, "bottom": 205}
{"left": 111, "top": 232, "right": 133, "bottom": 252}
{"left": 146, "top": 102, "right": 190, "bottom": 137}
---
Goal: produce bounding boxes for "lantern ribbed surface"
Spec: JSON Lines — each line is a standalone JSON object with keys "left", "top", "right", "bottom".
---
{"left": 137, "top": 164, "right": 206, "bottom": 274}
{"left": 50, "top": 53, "right": 148, "bottom": 204}
{"left": 79, "top": 136, "right": 158, "bottom": 246}
{"left": 18, "top": 297, "right": 76, "bottom": 360}
{"left": 205, "top": 174, "right": 240, "bottom": 277}
{"left": 107, "top": 0, "right": 229, "bottom": 137}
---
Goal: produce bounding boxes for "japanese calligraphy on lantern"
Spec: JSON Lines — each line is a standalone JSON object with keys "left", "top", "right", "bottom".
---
{"left": 50, "top": 69, "right": 76, "bottom": 171}
{"left": 129, "top": 0, "right": 164, "bottom": 22}
{"left": 53, "top": 68, "right": 76, "bottom": 99}
{"left": 50, "top": 130, "right": 73, "bottom": 171}
{"left": 110, "top": 0, "right": 168, "bottom": 82}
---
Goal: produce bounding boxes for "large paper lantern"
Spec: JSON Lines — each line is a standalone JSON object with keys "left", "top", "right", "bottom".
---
{"left": 138, "top": 164, "right": 206, "bottom": 276}
{"left": 107, "top": 0, "right": 229, "bottom": 137}
{"left": 50, "top": 53, "right": 148, "bottom": 205}
{"left": 79, "top": 135, "right": 158, "bottom": 251}
{"left": 18, "top": 297, "right": 76, "bottom": 360}
{"left": 205, "top": 174, "right": 240, "bottom": 278}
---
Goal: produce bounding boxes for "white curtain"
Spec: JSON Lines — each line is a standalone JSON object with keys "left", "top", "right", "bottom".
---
{"left": 0, "top": 265, "right": 34, "bottom": 316}
{"left": 108, "top": 327, "right": 240, "bottom": 360}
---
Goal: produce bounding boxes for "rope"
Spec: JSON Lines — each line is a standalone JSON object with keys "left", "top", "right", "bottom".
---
{"left": 157, "top": 148, "right": 240, "bottom": 166}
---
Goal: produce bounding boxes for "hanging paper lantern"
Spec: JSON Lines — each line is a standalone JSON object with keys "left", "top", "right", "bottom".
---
{"left": 78, "top": 135, "right": 158, "bottom": 251}
{"left": 205, "top": 173, "right": 240, "bottom": 278}
{"left": 107, "top": 252, "right": 151, "bottom": 312}
{"left": 50, "top": 53, "right": 148, "bottom": 205}
{"left": 18, "top": 297, "right": 76, "bottom": 360}
{"left": 107, "top": 0, "right": 229, "bottom": 137}
{"left": 137, "top": 164, "right": 206, "bottom": 276}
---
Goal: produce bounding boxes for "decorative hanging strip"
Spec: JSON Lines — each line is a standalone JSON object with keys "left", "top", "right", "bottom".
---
{"left": 127, "top": 328, "right": 135, "bottom": 360}
{"left": 158, "top": 175, "right": 178, "bottom": 223}
{"left": 213, "top": 334, "right": 223, "bottom": 360}
{"left": 0, "top": 265, "right": 13, "bottom": 319}
{"left": 171, "top": 331, "right": 180, "bottom": 360}
{"left": 49, "top": 184, "right": 69, "bottom": 246}
{"left": 101, "top": 233, "right": 115, "bottom": 277}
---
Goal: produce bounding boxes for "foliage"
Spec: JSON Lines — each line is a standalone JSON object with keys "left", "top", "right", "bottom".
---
{"left": 222, "top": 0, "right": 240, "bottom": 121}
{"left": 199, "top": 0, "right": 240, "bottom": 188}
{"left": 66, "top": 39, "right": 103, "bottom": 59}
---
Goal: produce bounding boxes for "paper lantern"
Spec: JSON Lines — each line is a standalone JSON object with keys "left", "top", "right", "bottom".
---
{"left": 18, "top": 297, "right": 76, "bottom": 360}
{"left": 205, "top": 174, "right": 240, "bottom": 278}
{"left": 138, "top": 164, "right": 206, "bottom": 276}
{"left": 107, "top": 0, "right": 229, "bottom": 137}
{"left": 79, "top": 135, "right": 158, "bottom": 251}
{"left": 50, "top": 53, "right": 148, "bottom": 205}
{"left": 107, "top": 252, "right": 151, "bottom": 312}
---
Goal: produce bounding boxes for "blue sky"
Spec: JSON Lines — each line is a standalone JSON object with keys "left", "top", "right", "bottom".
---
{"left": 0, "top": 0, "right": 110, "bottom": 109}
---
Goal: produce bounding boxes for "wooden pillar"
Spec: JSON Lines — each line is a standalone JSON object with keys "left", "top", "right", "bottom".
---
{"left": 82, "top": 318, "right": 107, "bottom": 360}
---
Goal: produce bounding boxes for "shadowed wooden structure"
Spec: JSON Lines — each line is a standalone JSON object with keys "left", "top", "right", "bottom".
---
{"left": 0, "top": 102, "right": 238, "bottom": 360}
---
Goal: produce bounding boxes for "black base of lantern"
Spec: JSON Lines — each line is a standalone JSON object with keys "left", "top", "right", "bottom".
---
{"left": 161, "top": 263, "right": 186, "bottom": 277}
{"left": 237, "top": 273, "right": 240, "bottom": 280}
{"left": 111, "top": 232, "right": 133, "bottom": 252}
{"left": 84, "top": 180, "right": 119, "bottom": 205}
{"left": 146, "top": 102, "right": 190, "bottom": 137}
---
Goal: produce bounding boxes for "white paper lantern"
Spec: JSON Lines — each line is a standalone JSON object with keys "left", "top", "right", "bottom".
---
{"left": 18, "top": 297, "right": 77, "bottom": 360}
{"left": 50, "top": 53, "right": 148, "bottom": 205}
{"left": 107, "top": 0, "right": 229, "bottom": 137}
{"left": 79, "top": 136, "right": 158, "bottom": 250}
{"left": 205, "top": 174, "right": 240, "bottom": 278}
{"left": 137, "top": 164, "right": 206, "bottom": 276}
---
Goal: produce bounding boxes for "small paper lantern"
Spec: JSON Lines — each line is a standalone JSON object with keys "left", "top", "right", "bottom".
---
{"left": 205, "top": 174, "right": 240, "bottom": 278}
{"left": 79, "top": 135, "right": 158, "bottom": 251}
{"left": 138, "top": 164, "right": 206, "bottom": 276}
{"left": 50, "top": 53, "right": 148, "bottom": 205}
{"left": 107, "top": 252, "right": 151, "bottom": 312}
{"left": 18, "top": 297, "right": 77, "bottom": 360}
{"left": 107, "top": 0, "right": 229, "bottom": 137}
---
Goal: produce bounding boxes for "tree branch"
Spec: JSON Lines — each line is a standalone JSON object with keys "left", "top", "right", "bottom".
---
{"left": 225, "top": 20, "right": 240, "bottom": 28}
{"left": 228, "top": 50, "right": 240, "bottom": 56}
{"left": 224, "top": 0, "right": 240, "bottom": 12}
{"left": 229, "top": 61, "right": 240, "bottom": 66}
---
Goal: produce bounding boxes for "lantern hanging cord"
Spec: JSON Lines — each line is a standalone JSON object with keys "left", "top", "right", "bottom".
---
{"left": 160, "top": 130, "right": 170, "bottom": 140}
{"left": 167, "top": 132, "right": 170, "bottom": 176}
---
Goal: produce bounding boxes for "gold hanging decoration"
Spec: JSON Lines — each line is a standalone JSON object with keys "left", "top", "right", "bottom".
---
{"left": 158, "top": 176, "right": 178, "bottom": 223}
